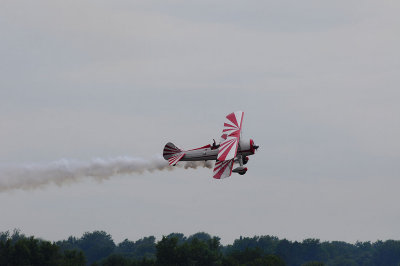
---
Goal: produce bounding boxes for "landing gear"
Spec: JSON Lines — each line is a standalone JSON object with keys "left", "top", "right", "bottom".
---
{"left": 232, "top": 155, "right": 248, "bottom": 175}
{"left": 238, "top": 155, "right": 243, "bottom": 166}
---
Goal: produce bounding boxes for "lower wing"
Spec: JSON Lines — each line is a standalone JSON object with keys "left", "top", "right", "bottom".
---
{"left": 213, "top": 159, "right": 234, "bottom": 179}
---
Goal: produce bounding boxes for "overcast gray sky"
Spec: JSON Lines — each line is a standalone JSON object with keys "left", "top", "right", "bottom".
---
{"left": 1, "top": 0, "right": 399, "bottom": 244}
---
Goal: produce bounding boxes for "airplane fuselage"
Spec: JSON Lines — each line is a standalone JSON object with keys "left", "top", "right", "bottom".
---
{"left": 180, "top": 138, "right": 256, "bottom": 162}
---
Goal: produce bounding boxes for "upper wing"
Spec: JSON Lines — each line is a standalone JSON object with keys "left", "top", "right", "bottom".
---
{"left": 213, "top": 159, "right": 234, "bottom": 179}
{"left": 217, "top": 111, "right": 244, "bottom": 161}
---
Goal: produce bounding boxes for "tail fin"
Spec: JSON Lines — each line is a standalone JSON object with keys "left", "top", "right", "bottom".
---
{"left": 163, "top": 142, "right": 186, "bottom": 166}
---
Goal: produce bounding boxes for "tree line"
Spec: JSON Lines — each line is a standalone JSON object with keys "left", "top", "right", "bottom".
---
{"left": 1, "top": 229, "right": 400, "bottom": 265}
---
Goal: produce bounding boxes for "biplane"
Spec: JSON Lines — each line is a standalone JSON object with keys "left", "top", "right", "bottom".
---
{"left": 163, "top": 111, "right": 259, "bottom": 179}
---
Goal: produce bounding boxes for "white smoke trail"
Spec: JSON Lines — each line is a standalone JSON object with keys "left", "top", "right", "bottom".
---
{"left": 0, "top": 156, "right": 214, "bottom": 192}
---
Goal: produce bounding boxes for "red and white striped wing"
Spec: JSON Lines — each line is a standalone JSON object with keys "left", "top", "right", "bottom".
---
{"left": 217, "top": 111, "right": 244, "bottom": 161}
{"left": 217, "top": 136, "right": 239, "bottom": 162}
{"left": 213, "top": 159, "right": 234, "bottom": 179}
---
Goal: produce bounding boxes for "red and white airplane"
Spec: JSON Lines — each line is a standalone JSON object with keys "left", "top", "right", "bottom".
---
{"left": 163, "top": 111, "right": 259, "bottom": 179}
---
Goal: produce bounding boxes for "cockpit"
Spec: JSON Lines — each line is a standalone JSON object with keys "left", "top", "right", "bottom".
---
{"left": 211, "top": 139, "right": 220, "bottom": 150}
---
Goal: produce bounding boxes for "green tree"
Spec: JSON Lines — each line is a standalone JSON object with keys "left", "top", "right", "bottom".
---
{"left": 301, "top": 239, "right": 327, "bottom": 263}
{"left": 187, "top": 232, "right": 212, "bottom": 243}
{"left": 0, "top": 235, "right": 84, "bottom": 266}
{"left": 100, "top": 253, "right": 131, "bottom": 266}
{"left": 156, "top": 236, "right": 180, "bottom": 266}
{"left": 302, "top": 262, "right": 325, "bottom": 266}
{"left": 116, "top": 239, "right": 135, "bottom": 255}
{"left": 78, "top": 231, "right": 115, "bottom": 265}
{"left": 56, "top": 236, "right": 80, "bottom": 252}
{"left": 224, "top": 247, "right": 284, "bottom": 266}
{"left": 61, "top": 249, "right": 86, "bottom": 266}
{"left": 166, "top": 233, "right": 187, "bottom": 244}
{"left": 373, "top": 240, "right": 400, "bottom": 266}
{"left": 186, "top": 237, "right": 221, "bottom": 265}
{"left": 134, "top": 236, "right": 156, "bottom": 259}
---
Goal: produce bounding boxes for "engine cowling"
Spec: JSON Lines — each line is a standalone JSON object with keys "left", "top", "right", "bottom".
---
{"left": 239, "top": 139, "right": 258, "bottom": 155}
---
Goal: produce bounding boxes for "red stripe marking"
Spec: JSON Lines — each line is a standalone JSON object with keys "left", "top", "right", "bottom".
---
{"left": 214, "top": 159, "right": 232, "bottom": 179}
{"left": 188, "top": 144, "right": 211, "bottom": 151}
{"left": 218, "top": 141, "right": 235, "bottom": 160}
{"left": 214, "top": 162, "right": 223, "bottom": 171}
{"left": 223, "top": 123, "right": 237, "bottom": 128}
{"left": 226, "top": 113, "right": 239, "bottom": 128}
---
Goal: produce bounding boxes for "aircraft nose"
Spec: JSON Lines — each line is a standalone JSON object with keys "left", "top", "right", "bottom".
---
{"left": 250, "top": 139, "right": 259, "bottom": 153}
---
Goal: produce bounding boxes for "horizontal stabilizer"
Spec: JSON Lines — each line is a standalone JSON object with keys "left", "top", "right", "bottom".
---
{"left": 167, "top": 152, "right": 185, "bottom": 166}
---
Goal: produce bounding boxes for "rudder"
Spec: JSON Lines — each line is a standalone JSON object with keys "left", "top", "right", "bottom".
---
{"left": 163, "top": 142, "right": 185, "bottom": 165}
